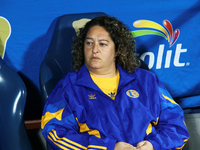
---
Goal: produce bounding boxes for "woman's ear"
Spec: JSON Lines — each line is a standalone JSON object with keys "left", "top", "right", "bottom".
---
{"left": 115, "top": 52, "right": 119, "bottom": 57}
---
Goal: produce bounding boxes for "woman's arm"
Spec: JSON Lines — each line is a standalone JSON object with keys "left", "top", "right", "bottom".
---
{"left": 41, "top": 79, "right": 116, "bottom": 150}
{"left": 144, "top": 76, "right": 189, "bottom": 150}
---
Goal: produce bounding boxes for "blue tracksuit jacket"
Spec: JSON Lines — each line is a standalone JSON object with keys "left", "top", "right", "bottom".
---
{"left": 41, "top": 64, "right": 189, "bottom": 150}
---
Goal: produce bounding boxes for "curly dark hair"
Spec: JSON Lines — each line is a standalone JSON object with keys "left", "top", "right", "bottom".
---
{"left": 71, "top": 15, "right": 140, "bottom": 73}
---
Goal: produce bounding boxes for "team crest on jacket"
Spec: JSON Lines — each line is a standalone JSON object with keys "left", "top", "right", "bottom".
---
{"left": 88, "top": 94, "right": 96, "bottom": 99}
{"left": 126, "top": 90, "right": 139, "bottom": 98}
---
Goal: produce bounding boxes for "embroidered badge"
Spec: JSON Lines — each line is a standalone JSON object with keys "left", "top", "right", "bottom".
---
{"left": 126, "top": 90, "right": 139, "bottom": 98}
{"left": 88, "top": 94, "right": 96, "bottom": 99}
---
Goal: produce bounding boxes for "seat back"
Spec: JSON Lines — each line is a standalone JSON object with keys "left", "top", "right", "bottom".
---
{"left": 0, "top": 57, "right": 32, "bottom": 150}
{"left": 39, "top": 12, "right": 106, "bottom": 105}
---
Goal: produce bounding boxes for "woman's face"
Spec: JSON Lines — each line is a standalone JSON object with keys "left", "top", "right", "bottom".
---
{"left": 84, "top": 25, "right": 117, "bottom": 76}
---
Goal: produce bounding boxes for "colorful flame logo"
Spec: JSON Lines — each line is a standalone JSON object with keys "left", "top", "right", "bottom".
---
{"left": 131, "top": 20, "right": 180, "bottom": 47}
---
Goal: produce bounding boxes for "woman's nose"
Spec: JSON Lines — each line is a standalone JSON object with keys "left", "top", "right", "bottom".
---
{"left": 92, "top": 44, "right": 99, "bottom": 54}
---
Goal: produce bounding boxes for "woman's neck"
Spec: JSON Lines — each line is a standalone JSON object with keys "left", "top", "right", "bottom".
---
{"left": 88, "top": 68, "right": 118, "bottom": 78}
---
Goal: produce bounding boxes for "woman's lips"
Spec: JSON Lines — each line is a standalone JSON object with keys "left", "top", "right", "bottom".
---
{"left": 91, "top": 57, "right": 100, "bottom": 60}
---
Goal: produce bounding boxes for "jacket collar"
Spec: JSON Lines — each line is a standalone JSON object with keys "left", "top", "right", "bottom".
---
{"left": 117, "top": 64, "right": 136, "bottom": 91}
{"left": 76, "top": 64, "right": 99, "bottom": 90}
{"left": 76, "top": 64, "right": 136, "bottom": 90}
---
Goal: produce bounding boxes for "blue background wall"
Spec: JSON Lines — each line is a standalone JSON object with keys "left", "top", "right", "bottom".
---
{"left": 1, "top": 1, "right": 200, "bottom": 118}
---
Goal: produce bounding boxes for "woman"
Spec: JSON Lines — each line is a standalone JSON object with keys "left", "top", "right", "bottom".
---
{"left": 41, "top": 15, "right": 189, "bottom": 150}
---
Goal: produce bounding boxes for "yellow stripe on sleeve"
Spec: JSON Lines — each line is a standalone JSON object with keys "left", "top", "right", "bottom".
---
{"left": 162, "top": 94, "right": 178, "bottom": 105}
{"left": 41, "top": 108, "right": 64, "bottom": 129}
{"left": 52, "top": 129, "right": 87, "bottom": 150}
{"left": 49, "top": 129, "right": 107, "bottom": 150}
{"left": 152, "top": 117, "right": 159, "bottom": 125}
{"left": 146, "top": 117, "right": 159, "bottom": 135}
{"left": 184, "top": 138, "right": 189, "bottom": 143}
{"left": 175, "top": 137, "right": 189, "bottom": 150}
{"left": 88, "top": 145, "right": 107, "bottom": 150}
{"left": 49, "top": 132, "right": 81, "bottom": 150}
{"left": 76, "top": 118, "right": 101, "bottom": 138}
{"left": 48, "top": 134, "right": 70, "bottom": 150}
{"left": 146, "top": 123, "right": 152, "bottom": 135}
{"left": 175, "top": 142, "right": 186, "bottom": 149}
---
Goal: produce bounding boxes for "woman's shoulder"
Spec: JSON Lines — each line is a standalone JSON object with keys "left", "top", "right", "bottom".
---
{"left": 62, "top": 70, "right": 79, "bottom": 83}
{"left": 136, "top": 67, "right": 154, "bottom": 74}
{"left": 118, "top": 64, "right": 157, "bottom": 81}
{"left": 134, "top": 68, "right": 158, "bottom": 80}
{"left": 52, "top": 70, "right": 78, "bottom": 89}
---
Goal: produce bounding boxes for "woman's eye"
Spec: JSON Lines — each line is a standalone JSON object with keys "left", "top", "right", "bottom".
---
{"left": 86, "top": 42, "right": 92, "bottom": 45}
{"left": 100, "top": 43, "right": 106, "bottom": 46}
